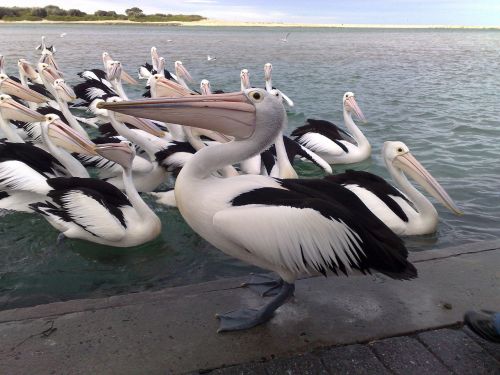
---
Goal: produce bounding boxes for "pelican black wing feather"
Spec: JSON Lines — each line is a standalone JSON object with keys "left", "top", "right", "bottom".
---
{"left": 0, "top": 142, "right": 67, "bottom": 177}
{"left": 325, "top": 170, "right": 411, "bottom": 222}
{"left": 46, "top": 177, "right": 131, "bottom": 227}
{"left": 232, "top": 179, "right": 416, "bottom": 280}
{"left": 291, "top": 119, "right": 352, "bottom": 153}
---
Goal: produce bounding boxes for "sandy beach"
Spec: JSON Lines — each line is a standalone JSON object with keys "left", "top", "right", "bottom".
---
{"left": 0, "top": 18, "right": 498, "bottom": 29}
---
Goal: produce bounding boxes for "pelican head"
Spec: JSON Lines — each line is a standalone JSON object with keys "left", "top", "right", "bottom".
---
{"left": 240, "top": 69, "right": 250, "bottom": 90}
{"left": 38, "top": 62, "right": 62, "bottom": 85}
{"left": 383, "top": 141, "right": 462, "bottom": 216}
{"left": 264, "top": 63, "right": 272, "bottom": 82}
{"left": 53, "top": 79, "right": 76, "bottom": 102}
{"left": 174, "top": 61, "right": 193, "bottom": 83}
{"left": 98, "top": 88, "right": 284, "bottom": 141}
{"left": 151, "top": 47, "right": 160, "bottom": 70}
{"left": 18, "top": 59, "right": 39, "bottom": 81}
{"left": 96, "top": 141, "right": 135, "bottom": 169}
{"left": 0, "top": 76, "right": 49, "bottom": 104}
{"left": 107, "top": 60, "right": 122, "bottom": 81}
{"left": 102, "top": 51, "right": 113, "bottom": 66}
{"left": 200, "top": 79, "right": 212, "bottom": 95}
{"left": 343, "top": 92, "right": 366, "bottom": 122}
{"left": 43, "top": 114, "right": 97, "bottom": 155}
{"left": 0, "top": 94, "right": 45, "bottom": 122}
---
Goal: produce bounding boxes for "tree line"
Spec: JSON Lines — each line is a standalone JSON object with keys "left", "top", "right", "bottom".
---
{"left": 0, "top": 5, "right": 205, "bottom": 22}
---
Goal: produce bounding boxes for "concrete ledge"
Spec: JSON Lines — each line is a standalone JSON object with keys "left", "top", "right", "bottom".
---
{"left": 0, "top": 240, "right": 499, "bottom": 374}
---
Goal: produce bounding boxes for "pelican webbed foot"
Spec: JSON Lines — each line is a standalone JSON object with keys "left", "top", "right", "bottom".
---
{"left": 241, "top": 273, "right": 284, "bottom": 297}
{"left": 216, "top": 282, "right": 295, "bottom": 332}
{"left": 56, "top": 233, "right": 66, "bottom": 246}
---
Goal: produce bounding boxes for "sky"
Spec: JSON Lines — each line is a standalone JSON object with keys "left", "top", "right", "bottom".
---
{"left": 2, "top": 0, "right": 500, "bottom": 25}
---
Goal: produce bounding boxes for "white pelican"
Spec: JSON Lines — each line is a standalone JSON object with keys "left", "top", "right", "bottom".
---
{"left": 30, "top": 141, "right": 161, "bottom": 247}
{"left": 102, "top": 51, "right": 138, "bottom": 85}
{"left": 264, "top": 63, "right": 293, "bottom": 107}
{"left": 0, "top": 115, "right": 97, "bottom": 212}
{"left": 100, "top": 89, "right": 417, "bottom": 332}
{"left": 174, "top": 61, "right": 193, "bottom": 89}
{"left": 292, "top": 92, "right": 371, "bottom": 164}
{"left": 139, "top": 47, "right": 176, "bottom": 81}
{"left": 325, "top": 141, "right": 462, "bottom": 235}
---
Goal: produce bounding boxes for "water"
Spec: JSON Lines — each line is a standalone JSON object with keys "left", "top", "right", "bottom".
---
{"left": 0, "top": 24, "right": 499, "bottom": 310}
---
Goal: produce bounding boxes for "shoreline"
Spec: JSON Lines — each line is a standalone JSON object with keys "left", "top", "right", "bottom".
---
{"left": 0, "top": 19, "right": 499, "bottom": 29}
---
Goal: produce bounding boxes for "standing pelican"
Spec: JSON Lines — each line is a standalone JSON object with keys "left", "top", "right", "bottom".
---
{"left": 100, "top": 89, "right": 417, "bottom": 332}
{"left": 325, "top": 141, "right": 462, "bottom": 235}
{"left": 292, "top": 92, "right": 371, "bottom": 164}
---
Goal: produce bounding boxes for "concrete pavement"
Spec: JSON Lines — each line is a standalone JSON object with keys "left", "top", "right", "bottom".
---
{"left": 0, "top": 239, "right": 499, "bottom": 374}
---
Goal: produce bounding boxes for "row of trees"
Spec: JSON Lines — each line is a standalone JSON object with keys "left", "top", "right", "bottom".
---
{"left": 0, "top": 5, "right": 205, "bottom": 22}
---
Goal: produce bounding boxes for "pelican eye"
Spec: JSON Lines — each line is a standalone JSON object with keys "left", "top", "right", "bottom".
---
{"left": 397, "top": 147, "right": 403, "bottom": 153}
{"left": 251, "top": 91, "right": 262, "bottom": 101}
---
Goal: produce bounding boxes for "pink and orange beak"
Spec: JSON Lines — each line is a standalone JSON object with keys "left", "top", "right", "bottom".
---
{"left": 54, "top": 79, "right": 76, "bottom": 102}
{"left": 46, "top": 116, "right": 97, "bottom": 155}
{"left": 174, "top": 61, "right": 193, "bottom": 83}
{"left": 95, "top": 142, "right": 135, "bottom": 168}
{"left": 39, "top": 63, "right": 63, "bottom": 85}
{"left": 114, "top": 112, "right": 166, "bottom": 138}
{"left": 98, "top": 91, "right": 257, "bottom": 139}
{"left": 18, "top": 59, "right": 40, "bottom": 81}
{"left": 0, "top": 74, "right": 50, "bottom": 104}
{"left": 345, "top": 95, "right": 366, "bottom": 123}
{"left": 392, "top": 149, "right": 462, "bottom": 216}
{"left": 152, "top": 75, "right": 197, "bottom": 97}
{"left": 0, "top": 95, "right": 46, "bottom": 122}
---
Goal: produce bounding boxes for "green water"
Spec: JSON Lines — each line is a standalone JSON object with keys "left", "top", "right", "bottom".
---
{"left": 0, "top": 25, "right": 499, "bottom": 310}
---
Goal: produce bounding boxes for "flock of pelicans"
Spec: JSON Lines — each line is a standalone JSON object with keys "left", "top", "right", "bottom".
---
{"left": 0, "top": 37, "right": 463, "bottom": 332}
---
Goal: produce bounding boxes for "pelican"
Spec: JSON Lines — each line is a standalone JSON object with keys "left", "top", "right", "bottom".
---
{"left": 30, "top": 141, "right": 161, "bottom": 247}
{"left": 264, "top": 63, "right": 293, "bottom": 107}
{"left": 174, "top": 61, "right": 193, "bottom": 89}
{"left": 292, "top": 92, "right": 371, "bottom": 165}
{"left": 138, "top": 47, "right": 175, "bottom": 80}
{"left": 0, "top": 115, "right": 97, "bottom": 212}
{"left": 100, "top": 89, "right": 417, "bottom": 332}
{"left": 102, "top": 51, "right": 138, "bottom": 85}
{"left": 325, "top": 141, "right": 462, "bottom": 235}
{"left": 0, "top": 55, "right": 5, "bottom": 75}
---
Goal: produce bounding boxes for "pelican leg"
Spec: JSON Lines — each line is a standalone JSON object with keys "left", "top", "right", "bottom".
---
{"left": 241, "top": 273, "right": 284, "bottom": 296}
{"left": 216, "top": 282, "right": 295, "bottom": 333}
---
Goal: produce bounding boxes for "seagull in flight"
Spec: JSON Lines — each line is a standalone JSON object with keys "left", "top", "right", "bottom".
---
{"left": 280, "top": 32, "right": 291, "bottom": 42}
{"left": 207, "top": 55, "right": 217, "bottom": 61}
{"left": 60, "top": 33, "right": 67, "bottom": 38}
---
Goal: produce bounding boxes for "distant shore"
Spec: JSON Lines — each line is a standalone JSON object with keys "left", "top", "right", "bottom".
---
{"left": 0, "top": 19, "right": 499, "bottom": 29}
